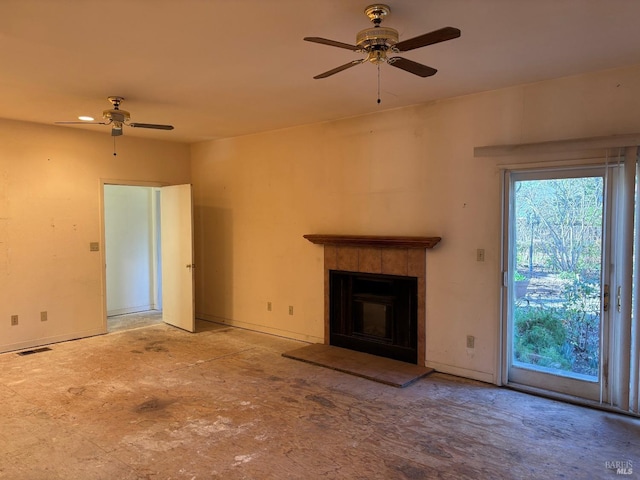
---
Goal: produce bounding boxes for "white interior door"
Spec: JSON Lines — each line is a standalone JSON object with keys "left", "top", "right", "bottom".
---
{"left": 161, "top": 184, "right": 195, "bottom": 332}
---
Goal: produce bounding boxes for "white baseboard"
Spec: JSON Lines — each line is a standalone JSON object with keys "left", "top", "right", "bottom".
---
{"left": 107, "top": 305, "right": 154, "bottom": 317}
{"left": 0, "top": 327, "right": 106, "bottom": 354}
{"left": 196, "top": 313, "right": 323, "bottom": 344}
{"left": 425, "top": 360, "right": 497, "bottom": 385}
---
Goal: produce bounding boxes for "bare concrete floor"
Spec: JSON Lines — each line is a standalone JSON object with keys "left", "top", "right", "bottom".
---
{"left": 107, "top": 311, "right": 163, "bottom": 333}
{"left": 0, "top": 322, "right": 638, "bottom": 479}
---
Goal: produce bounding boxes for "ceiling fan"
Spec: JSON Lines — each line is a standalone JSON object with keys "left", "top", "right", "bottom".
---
{"left": 56, "top": 96, "right": 174, "bottom": 136}
{"left": 304, "top": 4, "right": 460, "bottom": 80}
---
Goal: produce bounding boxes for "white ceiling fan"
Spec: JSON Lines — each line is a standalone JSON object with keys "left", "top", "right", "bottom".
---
{"left": 56, "top": 96, "right": 174, "bottom": 136}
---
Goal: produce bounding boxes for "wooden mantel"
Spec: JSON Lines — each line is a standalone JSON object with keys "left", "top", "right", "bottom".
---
{"left": 303, "top": 234, "right": 441, "bottom": 249}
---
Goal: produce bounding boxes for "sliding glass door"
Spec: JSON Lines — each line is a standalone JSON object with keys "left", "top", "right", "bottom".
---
{"left": 504, "top": 166, "right": 614, "bottom": 401}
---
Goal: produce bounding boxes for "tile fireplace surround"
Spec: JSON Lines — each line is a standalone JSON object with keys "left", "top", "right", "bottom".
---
{"left": 304, "top": 235, "right": 441, "bottom": 366}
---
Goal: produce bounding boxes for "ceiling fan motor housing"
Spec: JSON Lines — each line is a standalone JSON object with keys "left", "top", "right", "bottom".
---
{"left": 357, "top": 27, "right": 398, "bottom": 63}
{"left": 103, "top": 109, "right": 130, "bottom": 123}
{"left": 357, "top": 26, "right": 398, "bottom": 48}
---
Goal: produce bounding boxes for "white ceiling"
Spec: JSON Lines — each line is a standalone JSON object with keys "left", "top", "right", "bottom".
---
{"left": 2, "top": 0, "right": 640, "bottom": 144}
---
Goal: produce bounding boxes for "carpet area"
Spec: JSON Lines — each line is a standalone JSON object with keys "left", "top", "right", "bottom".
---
{"left": 283, "top": 343, "right": 433, "bottom": 387}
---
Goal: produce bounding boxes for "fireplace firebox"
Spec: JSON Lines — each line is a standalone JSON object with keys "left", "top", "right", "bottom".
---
{"left": 303, "top": 234, "right": 441, "bottom": 367}
{"left": 330, "top": 270, "right": 418, "bottom": 363}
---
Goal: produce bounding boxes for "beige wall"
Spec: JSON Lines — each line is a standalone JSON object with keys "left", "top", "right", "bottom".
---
{"left": 4, "top": 63, "right": 640, "bottom": 379}
{"left": 0, "top": 119, "right": 190, "bottom": 353}
{"left": 191, "top": 64, "right": 640, "bottom": 383}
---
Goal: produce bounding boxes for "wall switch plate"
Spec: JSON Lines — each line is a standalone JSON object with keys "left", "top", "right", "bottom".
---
{"left": 41, "top": 311, "right": 48, "bottom": 322}
{"left": 466, "top": 335, "right": 475, "bottom": 348}
{"left": 89, "top": 242, "right": 100, "bottom": 252}
{"left": 476, "top": 249, "right": 485, "bottom": 262}
{"left": 267, "top": 302, "right": 272, "bottom": 311}
{"left": 11, "top": 315, "right": 18, "bottom": 326}
{"left": 288, "top": 306, "right": 294, "bottom": 315}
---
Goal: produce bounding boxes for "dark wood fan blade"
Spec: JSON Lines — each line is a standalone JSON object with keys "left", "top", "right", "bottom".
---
{"left": 304, "top": 37, "right": 360, "bottom": 51}
{"left": 388, "top": 57, "right": 437, "bottom": 77}
{"left": 313, "top": 60, "right": 365, "bottom": 79}
{"left": 395, "top": 26, "right": 461, "bottom": 52}
{"left": 129, "top": 123, "right": 174, "bottom": 130}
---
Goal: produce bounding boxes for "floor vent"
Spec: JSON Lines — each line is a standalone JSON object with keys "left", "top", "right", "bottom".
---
{"left": 17, "top": 347, "right": 52, "bottom": 356}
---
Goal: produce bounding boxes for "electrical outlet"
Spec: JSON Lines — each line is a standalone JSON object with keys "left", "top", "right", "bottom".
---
{"left": 11, "top": 315, "right": 18, "bottom": 326}
{"left": 41, "top": 311, "right": 48, "bottom": 322}
{"left": 466, "top": 335, "right": 475, "bottom": 349}
{"left": 89, "top": 242, "right": 100, "bottom": 252}
{"left": 288, "top": 306, "right": 294, "bottom": 315}
{"left": 476, "top": 249, "right": 485, "bottom": 262}
{"left": 267, "top": 302, "right": 272, "bottom": 311}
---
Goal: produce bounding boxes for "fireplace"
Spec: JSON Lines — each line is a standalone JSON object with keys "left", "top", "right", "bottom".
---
{"left": 330, "top": 270, "right": 418, "bottom": 363}
{"left": 304, "top": 234, "right": 441, "bottom": 366}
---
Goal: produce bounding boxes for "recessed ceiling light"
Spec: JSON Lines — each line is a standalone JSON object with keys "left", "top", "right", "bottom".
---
{"left": 78, "top": 115, "right": 94, "bottom": 121}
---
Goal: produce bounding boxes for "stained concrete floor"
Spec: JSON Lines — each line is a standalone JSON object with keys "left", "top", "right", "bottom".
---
{"left": 0, "top": 321, "right": 638, "bottom": 479}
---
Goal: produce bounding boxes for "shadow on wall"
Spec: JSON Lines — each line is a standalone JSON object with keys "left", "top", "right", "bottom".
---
{"left": 194, "top": 206, "right": 233, "bottom": 320}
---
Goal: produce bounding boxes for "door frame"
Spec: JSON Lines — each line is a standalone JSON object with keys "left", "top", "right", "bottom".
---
{"left": 99, "top": 179, "right": 167, "bottom": 332}
{"left": 500, "top": 164, "right": 619, "bottom": 404}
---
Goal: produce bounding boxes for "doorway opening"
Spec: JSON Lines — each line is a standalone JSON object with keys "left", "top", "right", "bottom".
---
{"left": 102, "top": 183, "right": 195, "bottom": 334}
{"left": 104, "top": 185, "right": 162, "bottom": 332}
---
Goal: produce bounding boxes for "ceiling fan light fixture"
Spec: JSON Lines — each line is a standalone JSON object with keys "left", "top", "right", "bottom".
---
{"left": 111, "top": 121, "right": 123, "bottom": 137}
{"left": 367, "top": 50, "right": 388, "bottom": 64}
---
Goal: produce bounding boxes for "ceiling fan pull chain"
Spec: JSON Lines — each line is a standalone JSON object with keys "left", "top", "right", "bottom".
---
{"left": 377, "top": 63, "right": 381, "bottom": 104}
{"left": 113, "top": 136, "right": 117, "bottom": 156}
